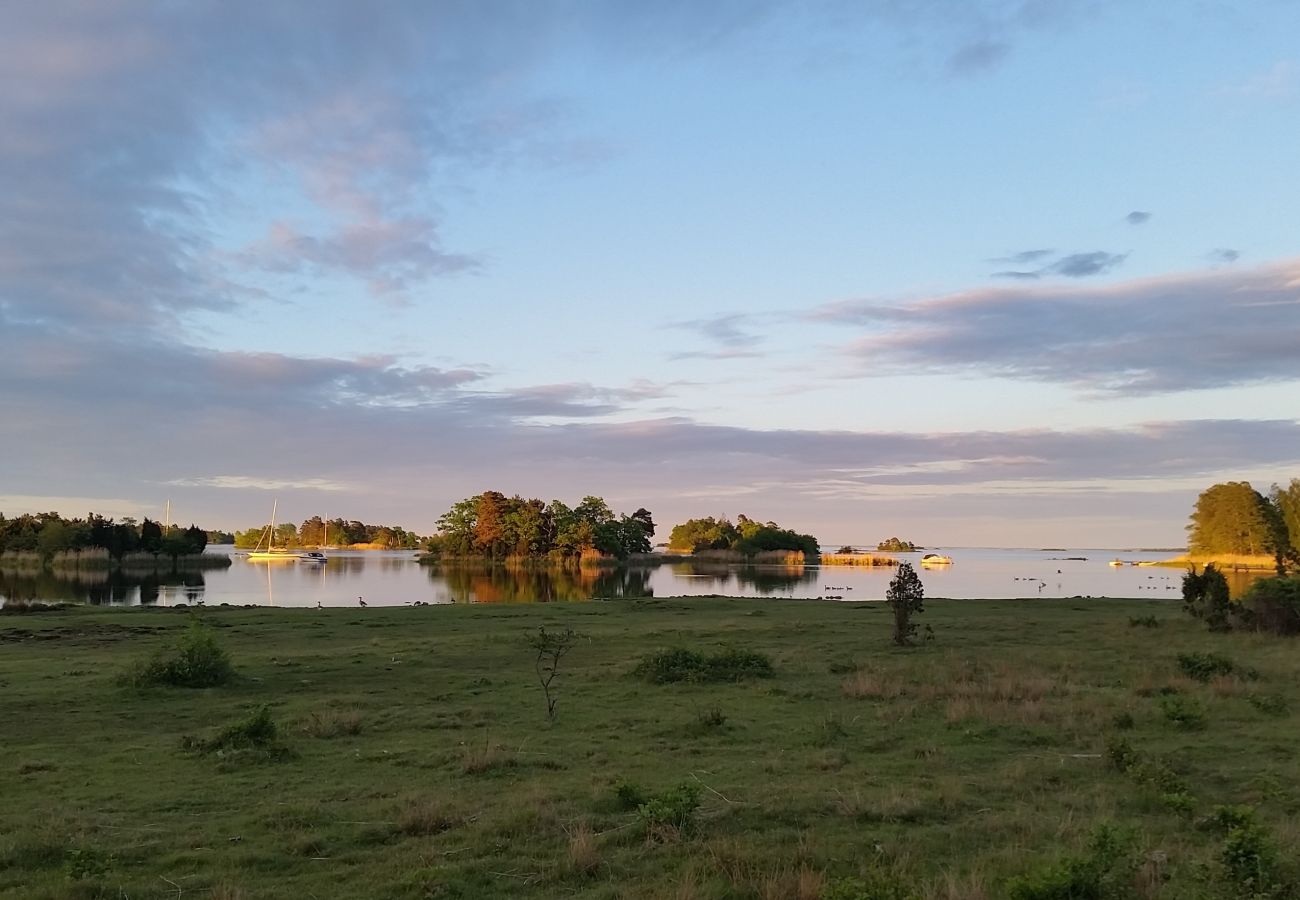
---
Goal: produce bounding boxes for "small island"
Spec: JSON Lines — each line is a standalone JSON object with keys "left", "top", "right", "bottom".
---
{"left": 876, "top": 537, "right": 917, "bottom": 552}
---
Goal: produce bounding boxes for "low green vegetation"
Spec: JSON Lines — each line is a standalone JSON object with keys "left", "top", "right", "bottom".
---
{"left": 233, "top": 515, "right": 425, "bottom": 550}
{"left": 3, "top": 598, "right": 1299, "bottom": 899}
{"left": 0, "top": 511, "right": 218, "bottom": 566}
{"left": 667, "top": 513, "right": 818, "bottom": 556}
{"left": 877, "top": 537, "right": 917, "bottom": 552}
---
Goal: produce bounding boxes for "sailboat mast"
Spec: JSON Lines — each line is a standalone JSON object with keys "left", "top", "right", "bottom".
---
{"left": 270, "top": 499, "right": 277, "bottom": 550}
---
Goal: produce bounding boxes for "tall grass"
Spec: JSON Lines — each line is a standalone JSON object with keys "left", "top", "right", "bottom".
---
{"left": 819, "top": 553, "right": 899, "bottom": 567}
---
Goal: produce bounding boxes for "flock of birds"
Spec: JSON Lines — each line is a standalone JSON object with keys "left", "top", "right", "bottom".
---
{"left": 823, "top": 585, "right": 854, "bottom": 599}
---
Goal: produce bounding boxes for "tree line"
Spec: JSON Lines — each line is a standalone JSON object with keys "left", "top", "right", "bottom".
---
{"left": 0, "top": 512, "right": 209, "bottom": 561}
{"left": 667, "top": 514, "right": 819, "bottom": 556}
{"left": 430, "top": 492, "right": 655, "bottom": 560}
{"left": 1187, "top": 480, "right": 1300, "bottom": 573}
{"left": 232, "top": 517, "right": 425, "bottom": 550}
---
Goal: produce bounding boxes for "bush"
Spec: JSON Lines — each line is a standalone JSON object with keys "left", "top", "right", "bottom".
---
{"left": 1177, "top": 651, "right": 1255, "bottom": 682}
{"left": 1202, "top": 806, "right": 1284, "bottom": 895}
{"left": 1128, "top": 615, "right": 1160, "bottom": 628}
{"left": 1240, "top": 576, "right": 1300, "bottom": 635}
{"left": 126, "top": 620, "right": 233, "bottom": 688}
{"left": 633, "top": 647, "right": 773, "bottom": 683}
{"left": 1005, "top": 823, "right": 1136, "bottom": 900}
{"left": 613, "top": 779, "right": 647, "bottom": 811}
{"left": 1105, "top": 736, "right": 1139, "bottom": 773}
{"left": 1182, "top": 564, "right": 1233, "bottom": 631}
{"left": 1158, "top": 695, "right": 1207, "bottom": 730}
{"left": 636, "top": 782, "right": 702, "bottom": 840}
{"left": 182, "top": 705, "right": 287, "bottom": 757}
{"left": 1247, "top": 693, "right": 1288, "bottom": 717}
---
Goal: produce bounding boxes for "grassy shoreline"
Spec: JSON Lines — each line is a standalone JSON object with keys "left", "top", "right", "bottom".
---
{"left": 3, "top": 597, "right": 1297, "bottom": 898}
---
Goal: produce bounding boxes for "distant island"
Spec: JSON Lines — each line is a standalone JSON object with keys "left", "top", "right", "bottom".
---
{"left": 667, "top": 514, "right": 818, "bottom": 559}
{"left": 233, "top": 516, "right": 425, "bottom": 551}
{"left": 876, "top": 537, "right": 917, "bottom": 552}
{"left": 0, "top": 511, "right": 227, "bottom": 569}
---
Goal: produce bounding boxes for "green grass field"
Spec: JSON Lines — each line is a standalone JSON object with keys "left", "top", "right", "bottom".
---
{"left": 2, "top": 597, "right": 1297, "bottom": 899}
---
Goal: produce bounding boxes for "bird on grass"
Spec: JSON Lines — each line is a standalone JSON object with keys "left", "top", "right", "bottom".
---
{"left": 358, "top": 596, "right": 367, "bottom": 608}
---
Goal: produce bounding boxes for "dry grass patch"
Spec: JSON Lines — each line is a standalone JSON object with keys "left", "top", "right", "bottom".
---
{"left": 757, "top": 865, "right": 825, "bottom": 900}
{"left": 922, "top": 870, "right": 990, "bottom": 900}
{"left": 564, "top": 821, "right": 600, "bottom": 876}
{"left": 841, "top": 668, "right": 905, "bottom": 700}
{"left": 398, "top": 798, "right": 459, "bottom": 836}
{"left": 299, "top": 707, "right": 363, "bottom": 738}
{"left": 459, "top": 737, "right": 517, "bottom": 775}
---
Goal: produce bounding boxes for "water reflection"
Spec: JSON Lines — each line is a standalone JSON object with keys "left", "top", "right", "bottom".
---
{"left": 0, "top": 568, "right": 206, "bottom": 606}
{"left": 428, "top": 563, "right": 654, "bottom": 603}
{"left": 668, "top": 562, "right": 818, "bottom": 593}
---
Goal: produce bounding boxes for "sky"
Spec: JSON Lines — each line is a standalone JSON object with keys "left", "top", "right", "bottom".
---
{"left": 2, "top": 0, "right": 1298, "bottom": 547}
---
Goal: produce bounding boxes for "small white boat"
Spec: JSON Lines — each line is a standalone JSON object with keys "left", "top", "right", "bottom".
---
{"left": 242, "top": 501, "right": 327, "bottom": 563}
{"left": 920, "top": 553, "right": 953, "bottom": 566}
{"left": 1108, "top": 559, "right": 1124, "bottom": 567}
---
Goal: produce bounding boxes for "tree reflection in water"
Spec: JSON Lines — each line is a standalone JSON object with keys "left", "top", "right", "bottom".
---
{"left": 0, "top": 568, "right": 206, "bottom": 606}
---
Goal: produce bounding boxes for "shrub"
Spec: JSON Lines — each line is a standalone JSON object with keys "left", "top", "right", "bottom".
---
{"left": 1177, "top": 651, "right": 1253, "bottom": 683}
{"left": 613, "top": 779, "right": 647, "bottom": 811}
{"left": 182, "top": 705, "right": 287, "bottom": 757}
{"left": 1158, "top": 695, "right": 1206, "bottom": 730}
{"left": 1247, "top": 693, "right": 1288, "bottom": 717}
{"left": 1005, "top": 823, "right": 1136, "bottom": 900}
{"left": 1182, "top": 564, "right": 1233, "bottom": 631}
{"left": 1240, "top": 576, "right": 1300, "bottom": 635}
{"left": 694, "top": 706, "right": 727, "bottom": 731}
{"left": 1105, "top": 736, "right": 1139, "bottom": 773}
{"left": 1128, "top": 615, "right": 1160, "bottom": 628}
{"left": 398, "top": 799, "right": 458, "bottom": 836}
{"left": 1110, "top": 711, "right": 1135, "bottom": 730}
{"left": 633, "top": 647, "right": 773, "bottom": 683}
{"left": 126, "top": 620, "right": 233, "bottom": 688}
{"left": 1203, "top": 806, "right": 1283, "bottom": 895}
{"left": 636, "top": 782, "right": 703, "bottom": 840}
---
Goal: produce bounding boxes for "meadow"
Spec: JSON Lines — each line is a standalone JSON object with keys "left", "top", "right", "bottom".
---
{"left": 1, "top": 596, "right": 1297, "bottom": 899}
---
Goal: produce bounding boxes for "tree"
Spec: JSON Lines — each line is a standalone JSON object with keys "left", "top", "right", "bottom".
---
{"left": 1182, "top": 563, "right": 1233, "bottom": 632}
{"left": 474, "top": 491, "right": 508, "bottom": 558}
{"left": 140, "top": 518, "right": 163, "bottom": 553}
{"left": 1187, "top": 482, "right": 1274, "bottom": 556}
{"left": 887, "top": 562, "right": 925, "bottom": 646}
{"left": 1270, "top": 480, "right": 1300, "bottom": 562}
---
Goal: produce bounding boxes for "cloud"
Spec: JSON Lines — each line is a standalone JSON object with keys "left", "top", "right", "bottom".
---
{"left": 667, "top": 313, "right": 768, "bottom": 359}
{"left": 818, "top": 259, "right": 1300, "bottom": 394}
{"left": 991, "top": 249, "right": 1056, "bottom": 265}
{"left": 1125, "top": 211, "right": 1152, "bottom": 225}
{"left": 948, "top": 38, "right": 1010, "bottom": 74}
{"left": 164, "top": 477, "right": 352, "bottom": 492}
{"left": 1214, "top": 60, "right": 1297, "bottom": 101}
{"left": 991, "top": 250, "right": 1127, "bottom": 280}
{"left": 1049, "top": 251, "right": 1127, "bottom": 278}
{"left": 1207, "top": 248, "right": 1240, "bottom": 264}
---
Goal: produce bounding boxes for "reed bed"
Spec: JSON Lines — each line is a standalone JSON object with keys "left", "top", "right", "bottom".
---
{"left": 819, "top": 552, "right": 899, "bottom": 567}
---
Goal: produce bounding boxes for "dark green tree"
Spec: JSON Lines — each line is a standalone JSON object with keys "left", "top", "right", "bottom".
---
{"left": 140, "top": 518, "right": 163, "bottom": 553}
{"left": 1182, "top": 563, "right": 1233, "bottom": 632}
{"left": 887, "top": 562, "right": 926, "bottom": 646}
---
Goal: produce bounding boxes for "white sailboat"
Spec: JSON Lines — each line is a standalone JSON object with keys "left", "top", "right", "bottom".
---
{"left": 244, "top": 500, "right": 301, "bottom": 561}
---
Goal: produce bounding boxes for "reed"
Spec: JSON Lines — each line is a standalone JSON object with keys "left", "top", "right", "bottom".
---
{"left": 819, "top": 552, "right": 899, "bottom": 567}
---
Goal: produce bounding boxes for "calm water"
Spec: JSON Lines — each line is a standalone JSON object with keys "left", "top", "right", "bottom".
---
{"left": 0, "top": 546, "right": 1269, "bottom": 607}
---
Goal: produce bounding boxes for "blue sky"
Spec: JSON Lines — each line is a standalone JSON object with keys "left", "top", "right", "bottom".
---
{"left": 2, "top": 1, "right": 1298, "bottom": 546}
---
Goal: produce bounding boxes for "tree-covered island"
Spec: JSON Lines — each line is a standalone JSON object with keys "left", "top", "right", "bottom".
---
{"left": 666, "top": 514, "right": 818, "bottom": 557}
{"left": 425, "top": 492, "right": 655, "bottom": 561}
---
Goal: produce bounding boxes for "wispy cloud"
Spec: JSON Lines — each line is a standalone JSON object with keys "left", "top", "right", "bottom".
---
{"left": 818, "top": 259, "right": 1300, "bottom": 394}
{"left": 993, "top": 250, "right": 1127, "bottom": 280}
{"left": 163, "top": 476, "right": 352, "bottom": 492}
{"left": 1125, "top": 210, "right": 1152, "bottom": 225}
{"left": 1214, "top": 60, "right": 1297, "bottom": 101}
